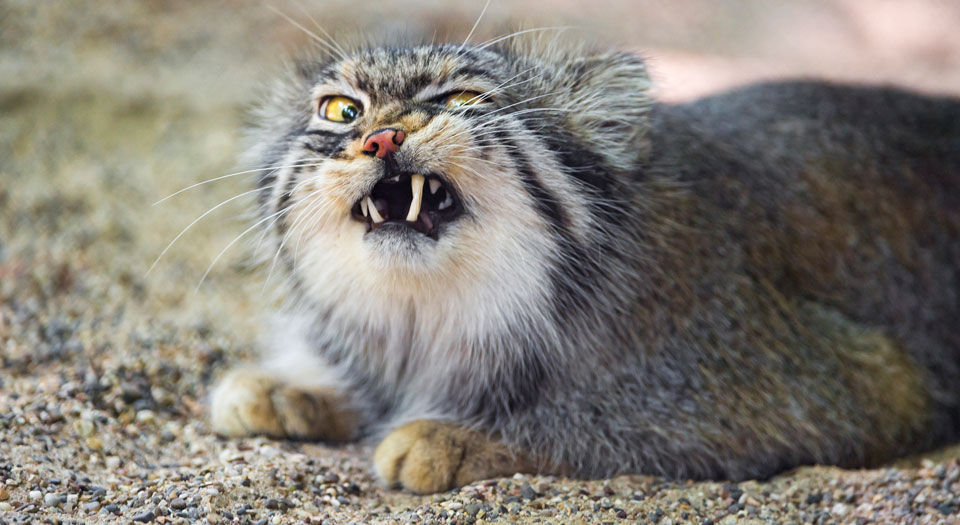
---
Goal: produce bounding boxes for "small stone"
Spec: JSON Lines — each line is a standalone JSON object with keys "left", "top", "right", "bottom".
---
{"left": 170, "top": 498, "right": 188, "bottom": 510}
{"left": 136, "top": 410, "right": 156, "bottom": 423}
{"left": 830, "top": 503, "right": 848, "bottom": 516}
{"left": 0, "top": 502, "right": 11, "bottom": 512}
{"left": 465, "top": 503, "right": 481, "bottom": 516}
{"left": 322, "top": 472, "right": 340, "bottom": 484}
{"left": 0, "top": 487, "right": 8, "bottom": 501}
{"left": 132, "top": 510, "right": 156, "bottom": 522}
{"left": 104, "top": 503, "right": 120, "bottom": 514}
{"left": 29, "top": 490, "right": 42, "bottom": 501}
{"left": 521, "top": 483, "right": 537, "bottom": 500}
{"left": 105, "top": 456, "right": 121, "bottom": 469}
{"left": 44, "top": 493, "right": 61, "bottom": 507}
{"left": 265, "top": 498, "right": 284, "bottom": 510}
{"left": 204, "top": 487, "right": 220, "bottom": 497}
{"left": 82, "top": 501, "right": 101, "bottom": 512}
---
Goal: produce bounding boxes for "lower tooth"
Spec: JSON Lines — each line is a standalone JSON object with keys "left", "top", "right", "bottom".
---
{"left": 367, "top": 196, "right": 384, "bottom": 223}
{"left": 438, "top": 194, "right": 453, "bottom": 210}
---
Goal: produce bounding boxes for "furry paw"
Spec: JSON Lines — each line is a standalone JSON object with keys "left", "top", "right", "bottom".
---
{"left": 373, "top": 420, "right": 532, "bottom": 493}
{"left": 209, "top": 368, "right": 354, "bottom": 441}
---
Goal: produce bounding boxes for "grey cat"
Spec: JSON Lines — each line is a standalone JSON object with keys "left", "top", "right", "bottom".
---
{"left": 209, "top": 36, "right": 960, "bottom": 492}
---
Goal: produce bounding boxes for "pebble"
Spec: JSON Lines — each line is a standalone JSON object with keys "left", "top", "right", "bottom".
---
{"left": 82, "top": 501, "right": 101, "bottom": 512}
{"left": 44, "top": 493, "right": 61, "bottom": 507}
{"left": 132, "top": 509, "right": 156, "bottom": 522}
{"left": 521, "top": 482, "right": 537, "bottom": 500}
{"left": 29, "top": 490, "right": 42, "bottom": 501}
{"left": 170, "top": 497, "right": 188, "bottom": 509}
{"left": 105, "top": 456, "right": 121, "bottom": 469}
{"left": 0, "top": 502, "right": 10, "bottom": 512}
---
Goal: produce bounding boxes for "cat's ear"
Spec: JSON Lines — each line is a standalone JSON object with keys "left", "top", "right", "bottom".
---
{"left": 558, "top": 52, "right": 652, "bottom": 171}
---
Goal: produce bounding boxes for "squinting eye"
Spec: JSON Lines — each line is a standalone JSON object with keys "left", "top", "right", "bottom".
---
{"left": 322, "top": 96, "right": 361, "bottom": 122}
{"left": 444, "top": 91, "right": 484, "bottom": 108}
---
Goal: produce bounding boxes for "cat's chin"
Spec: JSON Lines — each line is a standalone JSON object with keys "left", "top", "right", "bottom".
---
{"left": 363, "top": 223, "right": 440, "bottom": 266}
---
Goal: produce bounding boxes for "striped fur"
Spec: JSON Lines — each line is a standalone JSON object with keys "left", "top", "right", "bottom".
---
{"left": 212, "top": 36, "right": 960, "bottom": 485}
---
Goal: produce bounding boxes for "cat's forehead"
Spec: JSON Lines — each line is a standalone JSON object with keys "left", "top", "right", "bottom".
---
{"left": 317, "top": 45, "right": 507, "bottom": 100}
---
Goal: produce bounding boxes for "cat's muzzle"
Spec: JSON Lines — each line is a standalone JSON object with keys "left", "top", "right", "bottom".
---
{"left": 350, "top": 171, "right": 462, "bottom": 240}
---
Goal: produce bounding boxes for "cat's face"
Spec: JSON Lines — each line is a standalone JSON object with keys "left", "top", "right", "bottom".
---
{"left": 251, "top": 41, "right": 650, "bottom": 311}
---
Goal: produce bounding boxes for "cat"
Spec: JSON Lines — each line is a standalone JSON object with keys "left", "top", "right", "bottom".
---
{"left": 209, "top": 35, "right": 960, "bottom": 493}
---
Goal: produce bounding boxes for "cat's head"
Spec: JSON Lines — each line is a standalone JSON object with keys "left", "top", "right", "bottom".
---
{"left": 249, "top": 37, "right": 650, "bottom": 312}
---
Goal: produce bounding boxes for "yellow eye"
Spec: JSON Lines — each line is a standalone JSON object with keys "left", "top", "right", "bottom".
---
{"left": 322, "top": 96, "right": 361, "bottom": 122}
{"left": 444, "top": 91, "right": 484, "bottom": 108}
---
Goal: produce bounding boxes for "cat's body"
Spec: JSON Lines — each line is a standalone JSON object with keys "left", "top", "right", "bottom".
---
{"left": 210, "top": 38, "right": 960, "bottom": 491}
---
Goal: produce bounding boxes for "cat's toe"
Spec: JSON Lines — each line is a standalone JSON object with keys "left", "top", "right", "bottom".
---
{"left": 209, "top": 368, "right": 287, "bottom": 438}
{"left": 209, "top": 368, "right": 352, "bottom": 441}
{"left": 374, "top": 420, "right": 533, "bottom": 493}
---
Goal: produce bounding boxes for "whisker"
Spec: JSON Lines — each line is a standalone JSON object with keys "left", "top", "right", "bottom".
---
{"left": 474, "top": 26, "right": 573, "bottom": 52}
{"left": 457, "top": 0, "right": 491, "bottom": 55}
{"left": 153, "top": 161, "right": 326, "bottom": 206}
{"left": 196, "top": 205, "right": 292, "bottom": 290}
{"left": 146, "top": 186, "right": 265, "bottom": 277}
{"left": 266, "top": 4, "right": 346, "bottom": 61}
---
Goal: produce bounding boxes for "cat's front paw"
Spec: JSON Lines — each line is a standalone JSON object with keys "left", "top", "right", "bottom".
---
{"left": 373, "top": 420, "right": 533, "bottom": 493}
{"left": 209, "top": 368, "right": 354, "bottom": 442}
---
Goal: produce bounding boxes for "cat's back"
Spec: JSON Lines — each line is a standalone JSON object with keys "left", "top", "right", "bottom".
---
{"left": 643, "top": 80, "right": 960, "bottom": 399}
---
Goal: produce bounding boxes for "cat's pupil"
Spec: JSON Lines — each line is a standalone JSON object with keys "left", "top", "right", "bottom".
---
{"left": 342, "top": 106, "right": 358, "bottom": 121}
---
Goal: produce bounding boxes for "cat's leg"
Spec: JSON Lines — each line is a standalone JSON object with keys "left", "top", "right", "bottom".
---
{"left": 209, "top": 316, "right": 363, "bottom": 442}
{"left": 209, "top": 366, "right": 358, "bottom": 442}
{"left": 373, "top": 420, "right": 545, "bottom": 493}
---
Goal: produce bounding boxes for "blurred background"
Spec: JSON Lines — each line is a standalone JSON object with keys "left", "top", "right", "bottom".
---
{"left": 4, "top": 0, "right": 959, "bottom": 325}
{"left": 0, "top": 0, "right": 959, "bottom": 520}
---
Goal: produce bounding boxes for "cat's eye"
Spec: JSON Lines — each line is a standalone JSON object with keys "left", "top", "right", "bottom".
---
{"left": 444, "top": 91, "right": 485, "bottom": 108}
{"left": 321, "top": 96, "right": 361, "bottom": 123}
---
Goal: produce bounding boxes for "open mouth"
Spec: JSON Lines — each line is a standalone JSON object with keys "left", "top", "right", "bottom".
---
{"left": 351, "top": 172, "right": 462, "bottom": 239}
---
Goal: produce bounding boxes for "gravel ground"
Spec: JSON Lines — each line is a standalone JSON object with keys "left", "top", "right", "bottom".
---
{"left": 2, "top": 2, "right": 960, "bottom": 523}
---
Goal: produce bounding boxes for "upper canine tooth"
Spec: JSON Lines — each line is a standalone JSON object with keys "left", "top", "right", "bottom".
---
{"left": 428, "top": 179, "right": 441, "bottom": 194}
{"left": 407, "top": 174, "right": 424, "bottom": 222}
{"left": 360, "top": 197, "right": 369, "bottom": 217}
{"left": 367, "top": 196, "right": 384, "bottom": 223}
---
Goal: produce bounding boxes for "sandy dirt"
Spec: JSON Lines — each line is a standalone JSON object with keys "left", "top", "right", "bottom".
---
{"left": 2, "top": 1, "right": 959, "bottom": 523}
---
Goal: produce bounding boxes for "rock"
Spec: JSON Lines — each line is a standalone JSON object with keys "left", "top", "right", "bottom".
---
{"left": 44, "top": 493, "right": 61, "bottom": 507}
{"left": 132, "top": 510, "right": 156, "bottom": 522}
{"left": 29, "top": 490, "right": 42, "bottom": 501}
{"left": 521, "top": 483, "right": 537, "bottom": 500}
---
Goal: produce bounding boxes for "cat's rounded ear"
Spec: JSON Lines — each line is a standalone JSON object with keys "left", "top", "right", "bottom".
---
{"left": 560, "top": 52, "right": 652, "bottom": 171}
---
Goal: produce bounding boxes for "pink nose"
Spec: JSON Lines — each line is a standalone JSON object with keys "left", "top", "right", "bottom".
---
{"left": 362, "top": 128, "right": 405, "bottom": 158}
